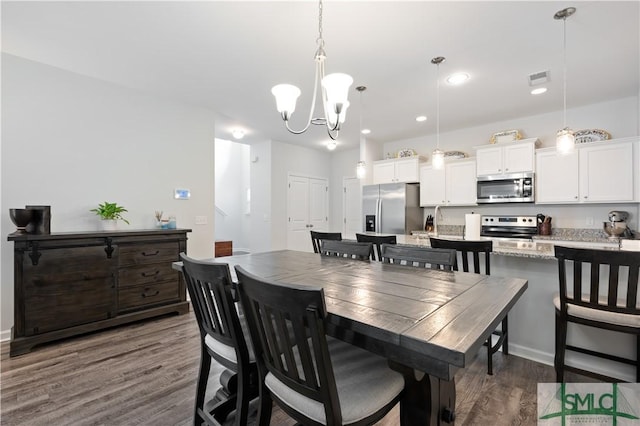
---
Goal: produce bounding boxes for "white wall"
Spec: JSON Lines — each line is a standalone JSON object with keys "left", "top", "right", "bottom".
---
{"left": 249, "top": 140, "right": 272, "bottom": 254}
{"left": 329, "top": 148, "right": 359, "bottom": 231}
{"left": 1, "top": 54, "right": 216, "bottom": 338}
{"left": 270, "top": 141, "right": 332, "bottom": 250}
{"left": 214, "top": 138, "right": 250, "bottom": 253}
{"left": 382, "top": 96, "right": 639, "bottom": 159}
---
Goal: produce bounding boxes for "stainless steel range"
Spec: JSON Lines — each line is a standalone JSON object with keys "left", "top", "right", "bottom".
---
{"left": 481, "top": 215, "right": 538, "bottom": 240}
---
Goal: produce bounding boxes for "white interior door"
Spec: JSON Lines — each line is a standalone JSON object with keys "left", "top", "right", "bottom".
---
{"left": 287, "top": 175, "right": 328, "bottom": 252}
{"left": 343, "top": 177, "right": 361, "bottom": 236}
{"left": 287, "top": 175, "right": 311, "bottom": 251}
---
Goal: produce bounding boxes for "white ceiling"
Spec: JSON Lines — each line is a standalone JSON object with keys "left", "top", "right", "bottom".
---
{"left": 2, "top": 1, "right": 638, "bottom": 151}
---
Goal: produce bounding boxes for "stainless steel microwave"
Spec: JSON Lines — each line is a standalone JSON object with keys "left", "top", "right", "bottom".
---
{"left": 477, "top": 172, "right": 534, "bottom": 203}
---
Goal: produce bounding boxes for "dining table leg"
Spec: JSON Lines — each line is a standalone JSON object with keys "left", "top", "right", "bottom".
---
{"left": 400, "top": 370, "right": 456, "bottom": 425}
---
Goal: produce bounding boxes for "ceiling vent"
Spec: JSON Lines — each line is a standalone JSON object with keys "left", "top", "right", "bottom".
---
{"left": 528, "top": 70, "right": 550, "bottom": 86}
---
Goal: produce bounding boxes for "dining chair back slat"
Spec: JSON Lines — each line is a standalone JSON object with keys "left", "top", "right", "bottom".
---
{"left": 310, "top": 231, "right": 342, "bottom": 254}
{"left": 355, "top": 234, "right": 397, "bottom": 261}
{"left": 380, "top": 244, "right": 456, "bottom": 270}
{"left": 321, "top": 240, "right": 373, "bottom": 260}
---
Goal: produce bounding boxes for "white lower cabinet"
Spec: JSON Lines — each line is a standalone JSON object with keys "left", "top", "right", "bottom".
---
{"left": 536, "top": 139, "right": 635, "bottom": 204}
{"left": 420, "top": 159, "right": 477, "bottom": 206}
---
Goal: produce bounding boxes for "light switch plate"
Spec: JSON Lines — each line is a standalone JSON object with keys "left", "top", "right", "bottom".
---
{"left": 195, "top": 216, "right": 207, "bottom": 225}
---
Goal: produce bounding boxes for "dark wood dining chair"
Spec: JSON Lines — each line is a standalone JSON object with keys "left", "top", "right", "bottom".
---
{"left": 179, "top": 254, "right": 258, "bottom": 426}
{"left": 554, "top": 246, "right": 640, "bottom": 382}
{"left": 355, "top": 233, "right": 397, "bottom": 261}
{"left": 310, "top": 231, "right": 342, "bottom": 253}
{"left": 320, "top": 240, "right": 373, "bottom": 260}
{"left": 234, "top": 266, "right": 404, "bottom": 426}
{"left": 428, "top": 238, "right": 504, "bottom": 375}
{"left": 380, "top": 243, "right": 456, "bottom": 270}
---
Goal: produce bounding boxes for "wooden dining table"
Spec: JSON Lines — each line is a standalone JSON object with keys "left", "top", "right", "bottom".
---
{"left": 181, "top": 249, "right": 528, "bottom": 425}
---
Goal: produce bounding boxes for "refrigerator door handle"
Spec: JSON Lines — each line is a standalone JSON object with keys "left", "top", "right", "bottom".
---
{"left": 376, "top": 198, "right": 381, "bottom": 233}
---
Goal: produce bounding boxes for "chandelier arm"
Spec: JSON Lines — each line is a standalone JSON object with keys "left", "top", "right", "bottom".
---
{"left": 325, "top": 126, "right": 339, "bottom": 141}
{"left": 282, "top": 60, "right": 323, "bottom": 134}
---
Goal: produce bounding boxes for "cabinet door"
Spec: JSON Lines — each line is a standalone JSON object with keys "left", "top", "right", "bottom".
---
{"left": 420, "top": 166, "right": 446, "bottom": 206}
{"left": 580, "top": 143, "right": 634, "bottom": 202}
{"left": 373, "top": 161, "right": 396, "bottom": 184}
{"left": 476, "top": 146, "right": 503, "bottom": 176}
{"left": 446, "top": 160, "right": 477, "bottom": 205}
{"left": 504, "top": 143, "right": 535, "bottom": 174}
{"left": 535, "top": 150, "right": 579, "bottom": 203}
{"left": 23, "top": 246, "right": 117, "bottom": 335}
{"left": 394, "top": 158, "right": 420, "bottom": 183}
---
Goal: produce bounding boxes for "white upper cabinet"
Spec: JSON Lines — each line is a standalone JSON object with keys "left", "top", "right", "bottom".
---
{"left": 420, "top": 159, "right": 477, "bottom": 206}
{"left": 535, "top": 150, "right": 579, "bottom": 203}
{"left": 536, "top": 138, "right": 637, "bottom": 204}
{"left": 475, "top": 138, "right": 538, "bottom": 176}
{"left": 579, "top": 141, "right": 634, "bottom": 202}
{"left": 373, "top": 157, "right": 424, "bottom": 184}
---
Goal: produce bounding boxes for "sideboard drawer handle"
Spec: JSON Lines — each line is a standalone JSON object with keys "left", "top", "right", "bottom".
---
{"left": 141, "top": 270, "right": 160, "bottom": 277}
{"left": 141, "top": 250, "right": 160, "bottom": 257}
{"left": 142, "top": 289, "right": 160, "bottom": 298}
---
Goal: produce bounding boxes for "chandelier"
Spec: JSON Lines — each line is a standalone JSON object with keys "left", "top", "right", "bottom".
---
{"left": 554, "top": 7, "right": 576, "bottom": 155}
{"left": 271, "top": 0, "right": 353, "bottom": 140}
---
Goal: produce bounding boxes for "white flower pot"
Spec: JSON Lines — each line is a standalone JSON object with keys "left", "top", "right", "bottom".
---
{"left": 101, "top": 219, "right": 118, "bottom": 231}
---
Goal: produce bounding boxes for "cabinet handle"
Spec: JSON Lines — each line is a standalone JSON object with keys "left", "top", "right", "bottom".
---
{"left": 142, "top": 288, "right": 160, "bottom": 298}
{"left": 505, "top": 168, "right": 509, "bottom": 171}
{"left": 574, "top": 196, "right": 578, "bottom": 199}
{"left": 142, "top": 270, "right": 160, "bottom": 277}
{"left": 309, "top": 224, "right": 314, "bottom": 228}
{"left": 141, "top": 250, "right": 160, "bottom": 257}
{"left": 584, "top": 196, "right": 588, "bottom": 199}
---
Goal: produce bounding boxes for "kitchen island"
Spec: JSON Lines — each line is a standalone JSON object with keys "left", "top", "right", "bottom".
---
{"left": 350, "top": 232, "right": 636, "bottom": 381}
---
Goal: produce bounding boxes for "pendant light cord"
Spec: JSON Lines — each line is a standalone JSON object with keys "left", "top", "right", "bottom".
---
{"left": 562, "top": 15, "right": 567, "bottom": 128}
{"left": 436, "top": 62, "right": 441, "bottom": 149}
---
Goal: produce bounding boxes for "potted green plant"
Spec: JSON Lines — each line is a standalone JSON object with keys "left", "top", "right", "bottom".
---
{"left": 91, "top": 202, "right": 130, "bottom": 230}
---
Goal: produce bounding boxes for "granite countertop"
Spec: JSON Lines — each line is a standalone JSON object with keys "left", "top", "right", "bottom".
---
{"left": 397, "top": 233, "right": 622, "bottom": 260}
{"left": 350, "top": 230, "right": 632, "bottom": 260}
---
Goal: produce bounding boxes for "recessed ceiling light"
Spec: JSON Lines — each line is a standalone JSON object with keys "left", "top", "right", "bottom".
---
{"left": 531, "top": 87, "right": 548, "bottom": 95}
{"left": 232, "top": 129, "right": 245, "bottom": 139}
{"left": 416, "top": 116, "right": 427, "bottom": 122}
{"left": 361, "top": 129, "right": 371, "bottom": 135}
{"left": 446, "top": 72, "right": 470, "bottom": 85}
{"left": 327, "top": 141, "right": 337, "bottom": 150}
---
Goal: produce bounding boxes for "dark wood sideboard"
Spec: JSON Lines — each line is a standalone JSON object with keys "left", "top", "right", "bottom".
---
{"left": 8, "top": 229, "right": 191, "bottom": 356}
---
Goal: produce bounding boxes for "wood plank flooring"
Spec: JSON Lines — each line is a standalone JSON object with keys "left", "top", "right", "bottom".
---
{"left": 0, "top": 311, "right": 589, "bottom": 425}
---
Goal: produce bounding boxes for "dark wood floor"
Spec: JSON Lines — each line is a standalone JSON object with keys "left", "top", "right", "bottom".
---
{"left": 1, "top": 311, "right": 588, "bottom": 425}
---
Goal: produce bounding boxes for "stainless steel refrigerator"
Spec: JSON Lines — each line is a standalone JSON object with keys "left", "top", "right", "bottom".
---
{"left": 362, "top": 183, "right": 422, "bottom": 234}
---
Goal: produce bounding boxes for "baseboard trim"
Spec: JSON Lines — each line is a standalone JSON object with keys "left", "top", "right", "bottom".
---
{"left": 509, "top": 343, "right": 635, "bottom": 382}
{"left": 1, "top": 329, "right": 12, "bottom": 343}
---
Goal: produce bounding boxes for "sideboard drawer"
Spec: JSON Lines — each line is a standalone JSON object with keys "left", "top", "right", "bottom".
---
{"left": 118, "top": 263, "right": 177, "bottom": 287}
{"left": 118, "top": 242, "right": 179, "bottom": 267}
{"left": 118, "top": 281, "right": 180, "bottom": 311}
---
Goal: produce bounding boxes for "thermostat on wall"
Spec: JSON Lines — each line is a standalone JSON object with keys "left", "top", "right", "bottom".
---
{"left": 174, "top": 188, "right": 191, "bottom": 200}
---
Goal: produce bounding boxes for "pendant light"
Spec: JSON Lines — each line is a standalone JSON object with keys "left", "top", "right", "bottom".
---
{"left": 431, "top": 57, "right": 445, "bottom": 170}
{"left": 356, "top": 86, "right": 367, "bottom": 179}
{"left": 554, "top": 7, "right": 576, "bottom": 155}
{"left": 271, "top": 0, "right": 353, "bottom": 140}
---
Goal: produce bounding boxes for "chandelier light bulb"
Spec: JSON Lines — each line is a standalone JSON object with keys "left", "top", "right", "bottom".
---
{"left": 271, "top": 84, "right": 301, "bottom": 120}
{"left": 327, "top": 141, "right": 337, "bottom": 151}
